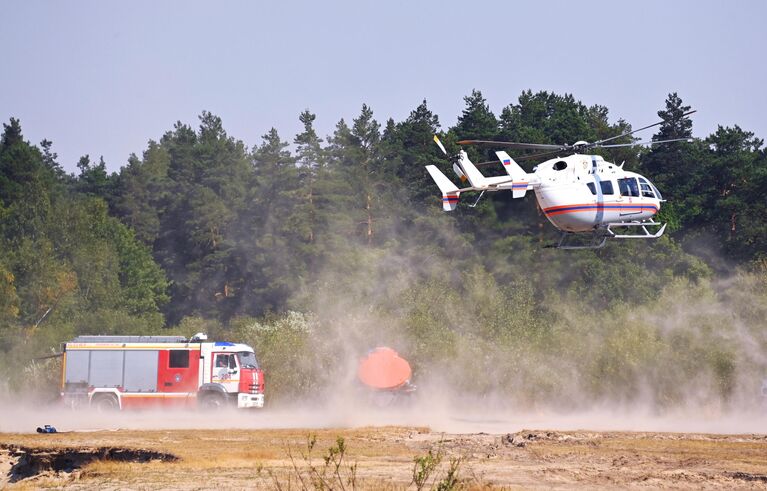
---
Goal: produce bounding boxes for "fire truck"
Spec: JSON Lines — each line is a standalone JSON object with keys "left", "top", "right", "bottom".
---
{"left": 60, "top": 333, "right": 264, "bottom": 410}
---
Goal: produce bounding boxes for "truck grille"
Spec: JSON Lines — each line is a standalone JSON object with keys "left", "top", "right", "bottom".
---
{"left": 249, "top": 384, "right": 261, "bottom": 394}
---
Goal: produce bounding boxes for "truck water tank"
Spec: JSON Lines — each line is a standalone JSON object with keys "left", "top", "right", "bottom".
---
{"left": 357, "top": 347, "right": 412, "bottom": 390}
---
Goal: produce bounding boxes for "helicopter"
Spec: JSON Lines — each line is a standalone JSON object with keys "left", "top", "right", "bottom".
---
{"left": 425, "top": 111, "right": 695, "bottom": 249}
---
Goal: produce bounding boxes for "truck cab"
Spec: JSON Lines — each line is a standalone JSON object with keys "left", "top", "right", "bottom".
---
{"left": 199, "top": 341, "right": 265, "bottom": 409}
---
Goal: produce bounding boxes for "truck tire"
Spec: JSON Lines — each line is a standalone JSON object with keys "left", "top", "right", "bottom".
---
{"left": 199, "top": 392, "right": 226, "bottom": 410}
{"left": 371, "top": 390, "right": 396, "bottom": 408}
{"left": 91, "top": 393, "right": 119, "bottom": 412}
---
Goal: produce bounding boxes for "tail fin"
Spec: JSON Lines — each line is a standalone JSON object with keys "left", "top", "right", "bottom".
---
{"left": 457, "top": 150, "right": 488, "bottom": 188}
{"left": 425, "top": 165, "right": 460, "bottom": 211}
{"left": 496, "top": 151, "right": 530, "bottom": 198}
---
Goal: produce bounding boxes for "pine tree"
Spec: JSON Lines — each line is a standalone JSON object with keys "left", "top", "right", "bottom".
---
{"left": 381, "top": 99, "right": 441, "bottom": 205}
{"left": 326, "top": 105, "right": 387, "bottom": 246}
{"left": 113, "top": 143, "right": 170, "bottom": 246}
{"left": 641, "top": 92, "right": 695, "bottom": 185}
{"left": 455, "top": 89, "right": 497, "bottom": 141}
{"left": 239, "top": 128, "right": 303, "bottom": 316}
{"left": 0, "top": 118, "right": 57, "bottom": 243}
{"left": 294, "top": 110, "right": 324, "bottom": 244}
{"left": 75, "top": 154, "right": 115, "bottom": 204}
{"left": 351, "top": 105, "right": 384, "bottom": 246}
{"left": 150, "top": 112, "right": 252, "bottom": 323}
{"left": 700, "top": 125, "right": 765, "bottom": 258}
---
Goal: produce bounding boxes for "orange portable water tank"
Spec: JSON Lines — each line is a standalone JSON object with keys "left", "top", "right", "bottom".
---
{"left": 357, "top": 347, "right": 412, "bottom": 390}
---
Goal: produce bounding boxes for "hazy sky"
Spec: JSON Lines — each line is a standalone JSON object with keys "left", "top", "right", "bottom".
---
{"left": 2, "top": 1, "right": 765, "bottom": 173}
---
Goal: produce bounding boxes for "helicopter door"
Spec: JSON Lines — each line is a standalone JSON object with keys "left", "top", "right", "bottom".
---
{"left": 588, "top": 178, "right": 619, "bottom": 223}
{"left": 617, "top": 177, "right": 641, "bottom": 215}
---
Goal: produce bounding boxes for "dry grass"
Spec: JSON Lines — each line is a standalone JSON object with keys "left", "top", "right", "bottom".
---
{"left": 2, "top": 427, "right": 766, "bottom": 489}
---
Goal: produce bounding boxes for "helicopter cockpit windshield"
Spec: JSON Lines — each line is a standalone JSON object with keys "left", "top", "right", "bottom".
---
{"left": 638, "top": 177, "right": 662, "bottom": 200}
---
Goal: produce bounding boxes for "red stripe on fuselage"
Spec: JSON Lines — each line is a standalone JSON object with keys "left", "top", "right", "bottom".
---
{"left": 543, "top": 203, "right": 659, "bottom": 217}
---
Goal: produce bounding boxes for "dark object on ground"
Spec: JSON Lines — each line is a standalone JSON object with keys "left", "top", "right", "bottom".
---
{"left": 36, "top": 425, "right": 57, "bottom": 434}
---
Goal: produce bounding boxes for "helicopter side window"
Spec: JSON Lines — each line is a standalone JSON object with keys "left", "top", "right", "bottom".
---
{"left": 600, "top": 180, "right": 614, "bottom": 195}
{"left": 618, "top": 179, "right": 629, "bottom": 196}
{"left": 638, "top": 177, "right": 656, "bottom": 198}
{"left": 586, "top": 183, "right": 596, "bottom": 195}
{"left": 553, "top": 161, "right": 568, "bottom": 171}
{"left": 618, "top": 178, "right": 640, "bottom": 197}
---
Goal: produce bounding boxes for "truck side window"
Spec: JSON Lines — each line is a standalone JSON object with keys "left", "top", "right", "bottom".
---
{"left": 169, "top": 350, "right": 189, "bottom": 368}
{"left": 215, "top": 354, "right": 228, "bottom": 368}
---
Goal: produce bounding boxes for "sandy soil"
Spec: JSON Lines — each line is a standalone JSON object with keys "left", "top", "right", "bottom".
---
{"left": 1, "top": 399, "right": 766, "bottom": 489}
{"left": 2, "top": 424, "right": 766, "bottom": 489}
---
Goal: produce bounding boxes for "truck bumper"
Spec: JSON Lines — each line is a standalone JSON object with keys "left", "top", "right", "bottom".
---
{"left": 237, "top": 393, "right": 264, "bottom": 409}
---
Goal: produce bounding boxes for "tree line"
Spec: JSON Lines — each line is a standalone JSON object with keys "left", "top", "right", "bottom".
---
{"left": 1, "top": 90, "right": 765, "bottom": 403}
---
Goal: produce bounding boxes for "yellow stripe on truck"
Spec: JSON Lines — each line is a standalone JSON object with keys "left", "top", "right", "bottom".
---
{"left": 120, "top": 393, "right": 197, "bottom": 398}
{"left": 66, "top": 344, "right": 201, "bottom": 350}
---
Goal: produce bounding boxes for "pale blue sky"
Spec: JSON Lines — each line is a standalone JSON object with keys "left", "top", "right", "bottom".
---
{"left": 2, "top": 1, "right": 765, "bottom": 173}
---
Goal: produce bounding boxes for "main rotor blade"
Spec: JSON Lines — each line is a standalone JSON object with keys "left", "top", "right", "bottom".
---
{"left": 474, "top": 148, "right": 564, "bottom": 165}
{"left": 457, "top": 139, "right": 564, "bottom": 151}
{"left": 599, "top": 137, "right": 694, "bottom": 148}
{"left": 474, "top": 159, "right": 501, "bottom": 167}
{"left": 594, "top": 110, "right": 697, "bottom": 146}
{"left": 515, "top": 149, "right": 565, "bottom": 161}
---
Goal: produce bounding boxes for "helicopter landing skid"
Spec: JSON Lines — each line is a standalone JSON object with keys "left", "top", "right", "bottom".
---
{"left": 605, "top": 220, "right": 667, "bottom": 240}
{"left": 547, "top": 221, "right": 667, "bottom": 250}
{"left": 546, "top": 231, "right": 609, "bottom": 250}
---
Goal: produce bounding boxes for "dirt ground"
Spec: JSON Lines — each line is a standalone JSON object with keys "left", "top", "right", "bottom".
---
{"left": 2, "top": 425, "right": 767, "bottom": 490}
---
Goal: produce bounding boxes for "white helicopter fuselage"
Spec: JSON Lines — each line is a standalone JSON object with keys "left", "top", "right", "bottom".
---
{"left": 424, "top": 150, "right": 664, "bottom": 235}
{"left": 530, "top": 154, "right": 662, "bottom": 233}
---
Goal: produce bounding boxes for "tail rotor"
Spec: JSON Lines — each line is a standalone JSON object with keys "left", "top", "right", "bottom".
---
{"left": 434, "top": 134, "right": 469, "bottom": 183}
{"left": 433, "top": 135, "right": 448, "bottom": 156}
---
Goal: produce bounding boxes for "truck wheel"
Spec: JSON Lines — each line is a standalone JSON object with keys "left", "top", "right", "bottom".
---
{"left": 91, "top": 394, "right": 119, "bottom": 412}
{"left": 200, "top": 392, "right": 226, "bottom": 410}
{"left": 371, "top": 391, "right": 396, "bottom": 408}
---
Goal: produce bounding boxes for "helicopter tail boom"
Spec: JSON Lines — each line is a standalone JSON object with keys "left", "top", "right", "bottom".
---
{"left": 425, "top": 165, "right": 461, "bottom": 211}
{"left": 456, "top": 150, "right": 490, "bottom": 188}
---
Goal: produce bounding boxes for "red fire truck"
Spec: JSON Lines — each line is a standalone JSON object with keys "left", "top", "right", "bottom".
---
{"left": 60, "top": 333, "right": 264, "bottom": 410}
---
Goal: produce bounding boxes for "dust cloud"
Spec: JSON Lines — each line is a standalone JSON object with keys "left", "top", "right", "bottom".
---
{"left": 4, "top": 243, "right": 767, "bottom": 437}
{"left": 1, "top": 396, "right": 766, "bottom": 436}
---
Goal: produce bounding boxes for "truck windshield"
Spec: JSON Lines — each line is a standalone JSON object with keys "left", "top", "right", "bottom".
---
{"left": 238, "top": 351, "right": 258, "bottom": 369}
